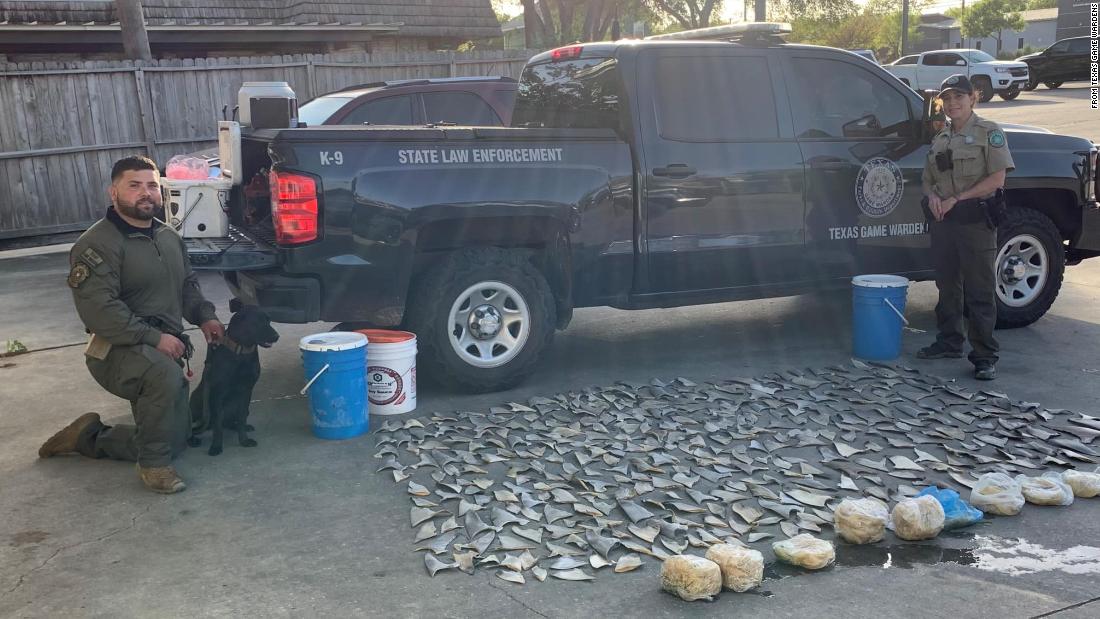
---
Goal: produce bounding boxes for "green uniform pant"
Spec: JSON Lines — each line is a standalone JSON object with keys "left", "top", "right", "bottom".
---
{"left": 931, "top": 218, "right": 1000, "bottom": 365}
{"left": 78, "top": 344, "right": 190, "bottom": 467}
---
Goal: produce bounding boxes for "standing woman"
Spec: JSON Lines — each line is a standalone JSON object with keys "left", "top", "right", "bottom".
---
{"left": 918, "top": 74, "right": 1015, "bottom": 381}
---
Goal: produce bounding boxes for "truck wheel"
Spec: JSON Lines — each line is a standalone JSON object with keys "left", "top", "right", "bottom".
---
{"left": 999, "top": 88, "right": 1020, "bottom": 101}
{"left": 406, "top": 248, "right": 556, "bottom": 393}
{"left": 995, "top": 208, "right": 1065, "bottom": 329}
{"left": 1044, "top": 81, "right": 1063, "bottom": 89}
{"left": 972, "top": 77, "right": 994, "bottom": 103}
{"left": 1023, "top": 74, "right": 1038, "bottom": 91}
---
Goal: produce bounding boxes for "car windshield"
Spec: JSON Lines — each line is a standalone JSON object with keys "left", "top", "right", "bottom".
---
{"left": 297, "top": 96, "right": 354, "bottom": 126}
{"left": 967, "top": 50, "right": 996, "bottom": 63}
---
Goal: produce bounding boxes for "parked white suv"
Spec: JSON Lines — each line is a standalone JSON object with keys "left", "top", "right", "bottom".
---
{"left": 884, "top": 49, "right": 1029, "bottom": 101}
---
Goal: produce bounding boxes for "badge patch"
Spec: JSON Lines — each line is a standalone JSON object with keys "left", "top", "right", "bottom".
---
{"left": 855, "top": 157, "right": 905, "bottom": 218}
{"left": 80, "top": 247, "right": 104, "bottom": 267}
{"left": 67, "top": 263, "right": 90, "bottom": 288}
{"left": 989, "top": 130, "right": 1006, "bottom": 148}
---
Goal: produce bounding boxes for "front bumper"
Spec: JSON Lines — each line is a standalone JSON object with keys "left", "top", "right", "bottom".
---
{"left": 995, "top": 77, "right": 1029, "bottom": 91}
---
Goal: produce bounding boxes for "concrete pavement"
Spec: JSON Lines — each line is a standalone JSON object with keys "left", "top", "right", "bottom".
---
{"left": 1, "top": 250, "right": 1099, "bottom": 618}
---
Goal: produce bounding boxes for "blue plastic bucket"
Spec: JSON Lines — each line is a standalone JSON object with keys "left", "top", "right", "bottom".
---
{"left": 299, "top": 332, "right": 369, "bottom": 440}
{"left": 852, "top": 274, "right": 910, "bottom": 361}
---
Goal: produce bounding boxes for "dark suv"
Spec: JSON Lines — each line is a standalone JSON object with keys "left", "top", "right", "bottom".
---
{"left": 297, "top": 76, "right": 517, "bottom": 127}
{"left": 1017, "top": 36, "right": 1090, "bottom": 90}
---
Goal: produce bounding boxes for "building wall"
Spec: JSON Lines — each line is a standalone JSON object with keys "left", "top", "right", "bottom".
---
{"left": 1057, "top": 0, "right": 1092, "bottom": 38}
{"left": 932, "top": 19, "right": 1057, "bottom": 55}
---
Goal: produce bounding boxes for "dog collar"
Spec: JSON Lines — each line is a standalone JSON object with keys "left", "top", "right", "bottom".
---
{"left": 221, "top": 336, "right": 256, "bottom": 355}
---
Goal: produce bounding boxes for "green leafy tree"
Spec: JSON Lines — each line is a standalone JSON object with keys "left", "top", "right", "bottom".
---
{"left": 642, "top": 0, "right": 725, "bottom": 31}
{"left": 521, "top": 0, "right": 625, "bottom": 46}
{"left": 960, "top": 0, "right": 1027, "bottom": 53}
{"left": 1026, "top": 0, "right": 1056, "bottom": 9}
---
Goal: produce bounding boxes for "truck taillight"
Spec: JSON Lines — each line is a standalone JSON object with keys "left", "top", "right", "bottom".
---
{"left": 269, "top": 170, "right": 319, "bottom": 245}
{"left": 551, "top": 45, "right": 583, "bottom": 62}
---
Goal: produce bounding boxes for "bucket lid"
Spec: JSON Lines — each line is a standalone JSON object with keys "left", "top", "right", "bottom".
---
{"left": 852, "top": 274, "right": 910, "bottom": 288}
{"left": 356, "top": 329, "right": 416, "bottom": 344}
{"left": 299, "top": 332, "right": 367, "bottom": 352}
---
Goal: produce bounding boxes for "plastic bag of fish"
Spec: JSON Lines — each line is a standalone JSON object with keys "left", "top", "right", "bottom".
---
{"left": 705, "top": 544, "right": 764, "bottom": 592}
{"left": 834, "top": 498, "right": 889, "bottom": 545}
{"left": 1061, "top": 467, "right": 1100, "bottom": 498}
{"left": 1016, "top": 472, "right": 1074, "bottom": 506}
{"left": 772, "top": 534, "right": 835, "bottom": 570}
{"left": 890, "top": 495, "right": 945, "bottom": 541}
{"left": 969, "top": 472, "right": 1025, "bottom": 516}
{"left": 661, "top": 555, "right": 723, "bottom": 601}
{"left": 917, "top": 486, "right": 982, "bottom": 530}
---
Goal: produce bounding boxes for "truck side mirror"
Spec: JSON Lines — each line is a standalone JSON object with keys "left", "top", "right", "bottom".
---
{"left": 955, "top": 59, "right": 966, "bottom": 66}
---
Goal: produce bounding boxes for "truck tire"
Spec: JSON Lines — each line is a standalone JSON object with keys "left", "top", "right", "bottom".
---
{"left": 1023, "top": 74, "right": 1038, "bottom": 91}
{"left": 995, "top": 208, "right": 1065, "bottom": 329}
{"left": 406, "top": 248, "right": 556, "bottom": 393}
{"left": 1044, "top": 81, "right": 1063, "bottom": 89}
{"left": 972, "top": 76, "right": 994, "bottom": 103}
{"left": 999, "top": 88, "right": 1020, "bottom": 101}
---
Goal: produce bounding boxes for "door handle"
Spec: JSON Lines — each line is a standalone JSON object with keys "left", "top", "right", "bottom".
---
{"left": 653, "top": 164, "right": 697, "bottom": 178}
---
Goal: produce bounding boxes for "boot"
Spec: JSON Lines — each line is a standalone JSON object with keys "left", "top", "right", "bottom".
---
{"left": 137, "top": 465, "right": 187, "bottom": 494}
{"left": 38, "top": 412, "right": 101, "bottom": 458}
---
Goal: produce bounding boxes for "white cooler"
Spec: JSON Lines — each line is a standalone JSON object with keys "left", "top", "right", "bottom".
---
{"left": 164, "top": 177, "right": 232, "bottom": 238}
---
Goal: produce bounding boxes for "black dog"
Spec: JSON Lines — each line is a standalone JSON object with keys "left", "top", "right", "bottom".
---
{"left": 188, "top": 300, "right": 280, "bottom": 456}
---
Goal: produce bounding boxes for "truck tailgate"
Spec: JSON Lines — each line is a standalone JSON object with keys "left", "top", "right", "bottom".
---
{"left": 185, "top": 225, "right": 278, "bottom": 271}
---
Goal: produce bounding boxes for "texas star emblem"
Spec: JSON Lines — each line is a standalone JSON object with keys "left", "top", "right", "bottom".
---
{"left": 855, "top": 157, "right": 905, "bottom": 218}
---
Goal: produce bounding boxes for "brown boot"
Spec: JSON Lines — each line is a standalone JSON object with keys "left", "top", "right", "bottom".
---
{"left": 38, "top": 412, "right": 101, "bottom": 458}
{"left": 137, "top": 465, "right": 187, "bottom": 494}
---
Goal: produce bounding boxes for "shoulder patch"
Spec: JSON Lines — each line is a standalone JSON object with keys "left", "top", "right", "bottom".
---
{"left": 67, "top": 263, "right": 91, "bottom": 289}
{"left": 79, "top": 247, "right": 104, "bottom": 267}
{"left": 988, "top": 130, "right": 1006, "bottom": 148}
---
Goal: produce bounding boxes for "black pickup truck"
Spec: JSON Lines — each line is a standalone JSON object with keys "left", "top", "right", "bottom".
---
{"left": 189, "top": 24, "right": 1100, "bottom": 392}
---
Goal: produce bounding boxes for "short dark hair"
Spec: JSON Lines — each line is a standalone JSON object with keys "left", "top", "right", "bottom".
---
{"left": 111, "top": 155, "right": 158, "bottom": 182}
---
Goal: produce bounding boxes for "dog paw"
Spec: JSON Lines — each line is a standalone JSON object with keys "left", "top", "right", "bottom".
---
{"left": 240, "top": 438, "right": 258, "bottom": 447}
{"left": 208, "top": 445, "right": 223, "bottom": 456}
{"left": 187, "top": 437, "right": 202, "bottom": 447}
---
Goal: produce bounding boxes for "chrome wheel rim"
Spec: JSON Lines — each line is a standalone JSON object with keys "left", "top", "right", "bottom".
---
{"left": 996, "top": 233, "right": 1048, "bottom": 308}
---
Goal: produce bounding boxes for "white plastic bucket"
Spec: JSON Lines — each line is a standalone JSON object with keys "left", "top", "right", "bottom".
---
{"left": 356, "top": 330, "right": 417, "bottom": 415}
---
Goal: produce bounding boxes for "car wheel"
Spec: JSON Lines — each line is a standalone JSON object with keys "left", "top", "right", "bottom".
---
{"left": 406, "top": 247, "right": 556, "bottom": 393}
{"left": 999, "top": 88, "right": 1021, "bottom": 101}
{"left": 972, "top": 76, "right": 994, "bottom": 103}
{"left": 994, "top": 208, "right": 1065, "bottom": 329}
{"left": 1044, "top": 81, "right": 1063, "bottom": 89}
{"left": 1023, "top": 74, "right": 1038, "bottom": 91}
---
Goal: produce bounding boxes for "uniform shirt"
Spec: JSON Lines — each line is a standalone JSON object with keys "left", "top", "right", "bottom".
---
{"left": 922, "top": 113, "right": 1015, "bottom": 200}
{"left": 67, "top": 207, "right": 216, "bottom": 346}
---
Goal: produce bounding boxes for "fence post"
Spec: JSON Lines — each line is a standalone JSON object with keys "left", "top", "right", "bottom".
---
{"left": 306, "top": 57, "right": 317, "bottom": 99}
{"left": 133, "top": 66, "right": 157, "bottom": 157}
{"left": 448, "top": 51, "right": 457, "bottom": 77}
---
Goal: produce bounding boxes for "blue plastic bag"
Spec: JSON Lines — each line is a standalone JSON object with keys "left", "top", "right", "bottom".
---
{"left": 917, "top": 486, "right": 983, "bottom": 529}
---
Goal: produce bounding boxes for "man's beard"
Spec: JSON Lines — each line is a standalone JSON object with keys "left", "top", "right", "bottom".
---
{"left": 116, "top": 197, "right": 159, "bottom": 221}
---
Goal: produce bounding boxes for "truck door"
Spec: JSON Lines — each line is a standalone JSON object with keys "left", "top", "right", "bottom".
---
{"left": 638, "top": 48, "right": 805, "bottom": 293}
{"left": 919, "top": 52, "right": 965, "bottom": 89}
{"left": 782, "top": 53, "right": 932, "bottom": 279}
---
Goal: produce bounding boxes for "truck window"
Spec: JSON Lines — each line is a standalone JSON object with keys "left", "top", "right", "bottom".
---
{"left": 512, "top": 57, "right": 621, "bottom": 130}
{"left": 342, "top": 95, "right": 414, "bottom": 125}
{"left": 1069, "top": 38, "right": 1090, "bottom": 54}
{"left": 422, "top": 91, "right": 501, "bottom": 126}
{"left": 651, "top": 55, "right": 778, "bottom": 141}
{"left": 787, "top": 57, "right": 912, "bottom": 140}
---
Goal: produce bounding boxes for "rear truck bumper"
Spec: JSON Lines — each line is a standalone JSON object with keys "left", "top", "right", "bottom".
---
{"left": 223, "top": 264, "right": 409, "bottom": 327}
{"left": 224, "top": 270, "right": 321, "bottom": 323}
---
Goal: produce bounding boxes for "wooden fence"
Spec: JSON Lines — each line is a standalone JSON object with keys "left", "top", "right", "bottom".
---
{"left": 0, "top": 49, "right": 535, "bottom": 240}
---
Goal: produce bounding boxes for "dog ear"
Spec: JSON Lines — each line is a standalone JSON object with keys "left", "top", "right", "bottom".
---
{"left": 229, "top": 298, "right": 244, "bottom": 314}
